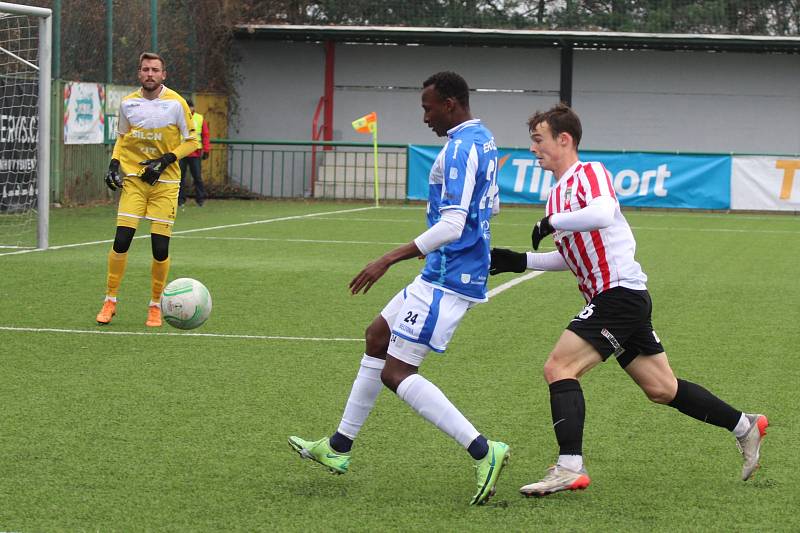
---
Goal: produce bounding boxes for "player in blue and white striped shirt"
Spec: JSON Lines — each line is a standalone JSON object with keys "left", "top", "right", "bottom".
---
{"left": 421, "top": 115, "right": 500, "bottom": 302}
{"left": 289, "top": 72, "right": 508, "bottom": 506}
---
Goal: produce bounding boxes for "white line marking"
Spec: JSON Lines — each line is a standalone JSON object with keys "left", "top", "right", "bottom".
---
{"left": 314, "top": 216, "right": 421, "bottom": 224}
{"left": 487, "top": 270, "right": 546, "bottom": 299}
{"left": 0, "top": 326, "right": 361, "bottom": 342}
{"left": 314, "top": 217, "right": 800, "bottom": 234}
{"left": 0, "top": 206, "right": 379, "bottom": 257}
{"left": 173, "top": 235, "right": 408, "bottom": 246}
{"left": 629, "top": 226, "right": 800, "bottom": 234}
{"left": 173, "top": 234, "right": 553, "bottom": 251}
{"left": 172, "top": 206, "right": 378, "bottom": 236}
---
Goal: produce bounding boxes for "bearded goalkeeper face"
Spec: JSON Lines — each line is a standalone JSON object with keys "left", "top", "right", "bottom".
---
{"left": 138, "top": 58, "right": 166, "bottom": 97}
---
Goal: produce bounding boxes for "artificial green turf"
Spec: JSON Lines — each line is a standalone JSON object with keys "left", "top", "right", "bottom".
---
{"left": 0, "top": 200, "right": 797, "bottom": 531}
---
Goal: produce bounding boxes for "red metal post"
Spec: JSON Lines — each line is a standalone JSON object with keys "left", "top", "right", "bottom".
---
{"left": 323, "top": 40, "right": 335, "bottom": 146}
{"left": 310, "top": 96, "right": 325, "bottom": 196}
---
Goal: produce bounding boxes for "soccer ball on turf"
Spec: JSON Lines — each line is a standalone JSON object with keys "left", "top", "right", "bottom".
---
{"left": 160, "top": 278, "right": 212, "bottom": 330}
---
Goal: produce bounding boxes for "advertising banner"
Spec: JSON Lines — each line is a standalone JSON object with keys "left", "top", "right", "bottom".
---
{"left": 731, "top": 156, "right": 800, "bottom": 211}
{"left": 409, "top": 145, "right": 732, "bottom": 210}
{"left": 63, "top": 82, "right": 105, "bottom": 144}
{"left": 104, "top": 84, "right": 137, "bottom": 143}
{"left": 0, "top": 78, "right": 38, "bottom": 213}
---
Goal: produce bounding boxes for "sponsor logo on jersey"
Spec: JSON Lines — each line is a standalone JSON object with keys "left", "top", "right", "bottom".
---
{"left": 397, "top": 323, "right": 414, "bottom": 335}
{"left": 131, "top": 130, "right": 163, "bottom": 141}
{"left": 449, "top": 167, "right": 459, "bottom": 180}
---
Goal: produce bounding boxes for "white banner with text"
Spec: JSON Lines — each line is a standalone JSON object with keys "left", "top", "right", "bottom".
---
{"left": 731, "top": 156, "right": 800, "bottom": 211}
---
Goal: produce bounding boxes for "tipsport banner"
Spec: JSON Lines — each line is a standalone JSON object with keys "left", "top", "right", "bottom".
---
{"left": 408, "top": 145, "right": 732, "bottom": 210}
{"left": 731, "top": 156, "right": 800, "bottom": 211}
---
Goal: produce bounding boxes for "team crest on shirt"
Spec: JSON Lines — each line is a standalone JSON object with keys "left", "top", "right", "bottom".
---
{"left": 461, "top": 273, "right": 471, "bottom": 284}
{"left": 564, "top": 185, "right": 573, "bottom": 205}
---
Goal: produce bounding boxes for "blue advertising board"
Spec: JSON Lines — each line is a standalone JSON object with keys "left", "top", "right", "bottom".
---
{"left": 408, "top": 145, "right": 732, "bottom": 209}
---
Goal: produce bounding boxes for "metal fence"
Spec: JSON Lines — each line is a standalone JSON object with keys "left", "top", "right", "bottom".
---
{"left": 55, "top": 139, "right": 411, "bottom": 204}
{"left": 214, "top": 140, "right": 409, "bottom": 201}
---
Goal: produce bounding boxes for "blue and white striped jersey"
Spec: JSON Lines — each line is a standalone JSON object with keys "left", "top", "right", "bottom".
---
{"left": 420, "top": 119, "right": 499, "bottom": 301}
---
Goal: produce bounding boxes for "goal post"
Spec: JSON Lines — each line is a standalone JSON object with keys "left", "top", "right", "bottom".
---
{"left": 0, "top": 2, "right": 51, "bottom": 250}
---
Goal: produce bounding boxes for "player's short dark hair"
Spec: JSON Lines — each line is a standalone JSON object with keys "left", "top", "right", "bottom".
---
{"left": 527, "top": 103, "right": 582, "bottom": 148}
{"left": 138, "top": 52, "right": 165, "bottom": 70}
{"left": 423, "top": 71, "right": 470, "bottom": 108}
{"left": 185, "top": 98, "right": 194, "bottom": 106}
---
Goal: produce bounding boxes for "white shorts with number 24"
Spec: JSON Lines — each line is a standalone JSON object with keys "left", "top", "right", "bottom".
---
{"left": 382, "top": 275, "right": 477, "bottom": 367}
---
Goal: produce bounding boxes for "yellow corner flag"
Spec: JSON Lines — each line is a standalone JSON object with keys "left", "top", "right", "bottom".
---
{"left": 352, "top": 112, "right": 380, "bottom": 207}
{"left": 351, "top": 111, "right": 377, "bottom": 134}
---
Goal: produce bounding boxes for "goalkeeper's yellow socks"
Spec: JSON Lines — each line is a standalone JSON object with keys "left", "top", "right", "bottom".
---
{"left": 151, "top": 256, "right": 171, "bottom": 302}
{"left": 106, "top": 250, "right": 128, "bottom": 298}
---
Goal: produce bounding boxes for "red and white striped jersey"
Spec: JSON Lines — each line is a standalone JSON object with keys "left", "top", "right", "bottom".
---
{"left": 546, "top": 160, "right": 647, "bottom": 302}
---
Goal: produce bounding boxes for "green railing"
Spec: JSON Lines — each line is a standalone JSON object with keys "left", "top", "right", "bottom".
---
{"left": 210, "top": 139, "right": 409, "bottom": 201}
{"left": 53, "top": 137, "right": 410, "bottom": 205}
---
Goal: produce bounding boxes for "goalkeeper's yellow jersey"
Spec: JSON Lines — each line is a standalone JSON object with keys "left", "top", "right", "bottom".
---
{"left": 112, "top": 85, "right": 200, "bottom": 183}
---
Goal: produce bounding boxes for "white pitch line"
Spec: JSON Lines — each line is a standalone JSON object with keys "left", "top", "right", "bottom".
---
{"left": 629, "top": 225, "right": 800, "bottom": 234}
{"left": 0, "top": 326, "right": 361, "bottom": 342}
{"left": 487, "top": 270, "right": 546, "bottom": 299}
{"left": 313, "top": 216, "right": 422, "bottom": 224}
{"left": 0, "top": 206, "right": 379, "bottom": 257}
{"left": 172, "top": 234, "right": 554, "bottom": 252}
{"left": 313, "top": 216, "right": 800, "bottom": 234}
{"left": 1, "top": 275, "right": 545, "bottom": 342}
{"left": 173, "top": 235, "right": 409, "bottom": 246}
{"left": 172, "top": 206, "right": 378, "bottom": 235}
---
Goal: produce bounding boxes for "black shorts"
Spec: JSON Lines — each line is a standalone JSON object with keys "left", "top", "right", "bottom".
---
{"left": 566, "top": 286, "right": 665, "bottom": 369}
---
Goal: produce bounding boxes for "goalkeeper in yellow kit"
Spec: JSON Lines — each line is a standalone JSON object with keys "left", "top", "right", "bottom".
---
{"left": 96, "top": 52, "right": 200, "bottom": 327}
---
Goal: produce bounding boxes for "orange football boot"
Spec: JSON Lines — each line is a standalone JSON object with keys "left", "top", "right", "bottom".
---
{"left": 146, "top": 304, "right": 162, "bottom": 327}
{"left": 96, "top": 300, "right": 117, "bottom": 325}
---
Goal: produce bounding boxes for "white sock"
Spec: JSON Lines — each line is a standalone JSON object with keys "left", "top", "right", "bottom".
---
{"left": 104, "top": 296, "right": 117, "bottom": 302}
{"left": 557, "top": 454, "right": 584, "bottom": 472}
{"left": 149, "top": 299, "right": 160, "bottom": 308}
{"left": 733, "top": 413, "right": 751, "bottom": 438}
{"left": 396, "top": 373, "right": 479, "bottom": 449}
{"left": 336, "top": 354, "right": 386, "bottom": 439}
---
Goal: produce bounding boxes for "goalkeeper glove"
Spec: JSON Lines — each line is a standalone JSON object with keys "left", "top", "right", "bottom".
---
{"left": 490, "top": 248, "right": 527, "bottom": 276}
{"left": 531, "top": 215, "right": 555, "bottom": 250}
{"left": 104, "top": 159, "right": 123, "bottom": 191}
{"left": 138, "top": 153, "right": 177, "bottom": 185}
{"left": 202, "top": 152, "right": 209, "bottom": 160}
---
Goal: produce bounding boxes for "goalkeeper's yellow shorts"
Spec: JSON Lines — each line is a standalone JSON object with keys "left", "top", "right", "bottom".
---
{"left": 116, "top": 176, "right": 179, "bottom": 237}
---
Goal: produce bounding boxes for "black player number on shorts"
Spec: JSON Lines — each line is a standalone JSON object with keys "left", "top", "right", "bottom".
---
{"left": 578, "top": 304, "right": 596, "bottom": 320}
{"left": 404, "top": 311, "right": 419, "bottom": 325}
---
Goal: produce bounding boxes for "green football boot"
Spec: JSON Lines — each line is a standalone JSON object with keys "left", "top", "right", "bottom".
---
{"left": 470, "top": 440, "right": 510, "bottom": 505}
{"left": 288, "top": 436, "right": 351, "bottom": 475}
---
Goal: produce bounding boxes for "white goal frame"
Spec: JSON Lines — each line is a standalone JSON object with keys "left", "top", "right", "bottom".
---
{"left": 0, "top": 2, "right": 51, "bottom": 249}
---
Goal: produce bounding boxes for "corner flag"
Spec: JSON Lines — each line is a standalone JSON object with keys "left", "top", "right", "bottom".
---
{"left": 351, "top": 111, "right": 377, "bottom": 134}
{"left": 352, "top": 112, "right": 380, "bottom": 207}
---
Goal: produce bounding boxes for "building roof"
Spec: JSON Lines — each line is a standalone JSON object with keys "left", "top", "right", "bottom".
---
{"left": 235, "top": 24, "right": 800, "bottom": 54}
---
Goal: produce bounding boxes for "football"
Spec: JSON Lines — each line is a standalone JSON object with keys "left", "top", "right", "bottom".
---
{"left": 160, "top": 278, "right": 212, "bottom": 330}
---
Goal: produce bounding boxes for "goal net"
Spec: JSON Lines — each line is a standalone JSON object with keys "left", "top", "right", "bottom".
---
{"left": 0, "top": 2, "right": 50, "bottom": 251}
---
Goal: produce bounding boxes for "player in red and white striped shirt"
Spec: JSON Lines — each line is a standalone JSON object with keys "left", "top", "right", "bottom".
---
{"left": 490, "top": 103, "right": 767, "bottom": 497}
{"left": 541, "top": 157, "right": 647, "bottom": 303}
